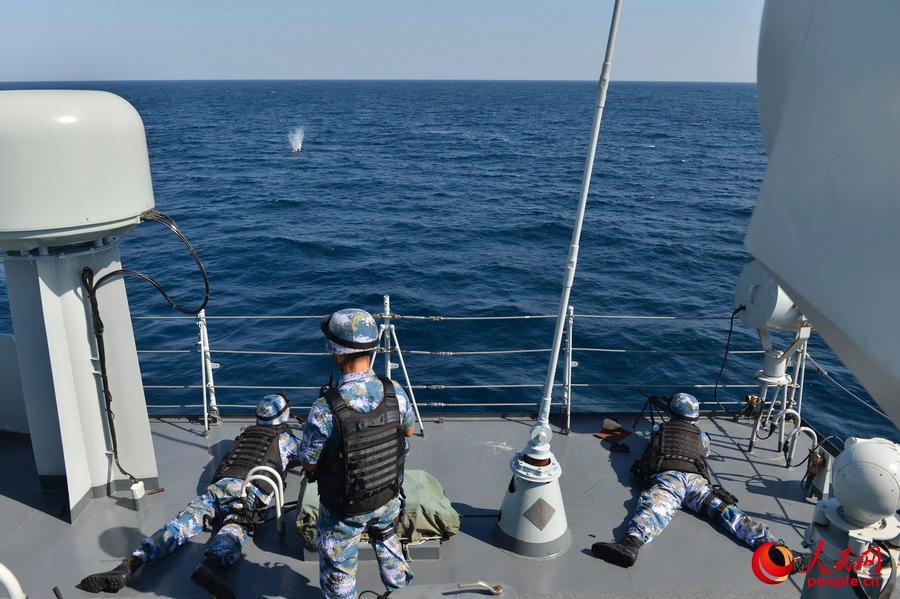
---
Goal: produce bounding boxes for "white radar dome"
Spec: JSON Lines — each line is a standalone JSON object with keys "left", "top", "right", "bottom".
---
{"left": 735, "top": 260, "right": 804, "bottom": 330}
{"left": 833, "top": 437, "right": 900, "bottom": 527}
{"left": 0, "top": 90, "right": 154, "bottom": 251}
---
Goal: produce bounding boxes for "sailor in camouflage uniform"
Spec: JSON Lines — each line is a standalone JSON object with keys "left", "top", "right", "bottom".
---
{"left": 592, "top": 393, "right": 802, "bottom": 570}
{"left": 79, "top": 394, "right": 303, "bottom": 598}
{"left": 301, "top": 308, "right": 416, "bottom": 599}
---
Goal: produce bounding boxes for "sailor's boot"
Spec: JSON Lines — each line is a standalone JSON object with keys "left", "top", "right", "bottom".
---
{"left": 791, "top": 551, "right": 812, "bottom": 574}
{"left": 191, "top": 555, "right": 236, "bottom": 599}
{"left": 591, "top": 534, "right": 642, "bottom": 567}
{"left": 771, "top": 542, "right": 811, "bottom": 575}
{"left": 78, "top": 555, "right": 143, "bottom": 593}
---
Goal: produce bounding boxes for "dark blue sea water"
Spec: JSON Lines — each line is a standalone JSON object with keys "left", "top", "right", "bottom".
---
{"left": 0, "top": 80, "right": 896, "bottom": 443}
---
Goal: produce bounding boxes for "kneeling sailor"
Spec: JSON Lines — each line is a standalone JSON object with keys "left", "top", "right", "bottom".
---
{"left": 300, "top": 308, "right": 416, "bottom": 599}
{"left": 79, "top": 394, "right": 302, "bottom": 598}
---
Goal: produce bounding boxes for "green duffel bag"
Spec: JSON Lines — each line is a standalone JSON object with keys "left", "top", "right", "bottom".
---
{"left": 295, "top": 469, "right": 460, "bottom": 547}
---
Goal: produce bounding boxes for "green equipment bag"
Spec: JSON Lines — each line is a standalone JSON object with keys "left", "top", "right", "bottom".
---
{"left": 296, "top": 469, "right": 460, "bottom": 547}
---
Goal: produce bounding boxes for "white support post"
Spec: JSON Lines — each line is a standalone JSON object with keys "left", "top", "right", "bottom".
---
{"left": 197, "top": 310, "right": 220, "bottom": 431}
{"left": 748, "top": 325, "right": 811, "bottom": 455}
{"left": 383, "top": 295, "right": 393, "bottom": 380}
{"left": 562, "top": 305, "right": 575, "bottom": 434}
{"left": 199, "top": 320, "right": 208, "bottom": 433}
{"left": 390, "top": 324, "right": 425, "bottom": 436}
{"left": 778, "top": 340, "right": 806, "bottom": 450}
{"left": 202, "top": 310, "right": 220, "bottom": 424}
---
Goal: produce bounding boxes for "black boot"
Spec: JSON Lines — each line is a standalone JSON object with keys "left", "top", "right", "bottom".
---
{"left": 191, "top": 556, "right": 236, "bottom": 599}
{"left": 78, "top": 555, "right": 143, "bottom": 593}
{"left": 591, "top": 535, "right": 642, "bottom": 567}
{"left": 791, "top": 551, "right": 812, "bottom": 574}
{"left": 770, "top": 542, "right": 810, "bottom": 575}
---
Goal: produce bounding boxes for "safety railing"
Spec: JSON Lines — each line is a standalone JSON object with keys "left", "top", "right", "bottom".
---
{"left": 134, "top": 295, "right": 769, "bottom": 432}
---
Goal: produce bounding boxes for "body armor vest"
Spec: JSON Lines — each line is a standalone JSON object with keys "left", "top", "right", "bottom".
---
{"left": 212, "top": 424, "right": 288, "bottom": 485}
{"left": 317, "top": 377, "right": 405, "bottom": 517}
{"left": 633, "top": 419, "right": 709, "bottom": 483}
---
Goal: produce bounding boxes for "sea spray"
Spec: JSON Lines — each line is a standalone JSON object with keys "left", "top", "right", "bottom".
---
{"left": 288, "top": 127, "right": 304, "bottom": 153}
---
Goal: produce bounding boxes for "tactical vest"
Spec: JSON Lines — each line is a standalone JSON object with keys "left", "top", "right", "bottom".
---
{"left": 212, "top": 424, "right": 288, "bottom": 485}
{"left": 316, "top": 377, "right": 406, "bottom": 517}
{"left": 633, "top": 419, "right": 709, "bottom": 483}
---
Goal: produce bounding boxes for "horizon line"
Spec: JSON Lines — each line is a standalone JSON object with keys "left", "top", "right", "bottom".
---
{"left": 0, "top": 77, "right": 757, "bottom": 85}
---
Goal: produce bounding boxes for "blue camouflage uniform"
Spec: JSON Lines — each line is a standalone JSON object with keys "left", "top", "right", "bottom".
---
{"left": 625, "top": 424, "right": 776, "bottom": 548}
{"left": 301, "top": 369, "right": 416, "bottom": 599}
{"left": 130, "top": 428, "right": 303, "bottom": 567}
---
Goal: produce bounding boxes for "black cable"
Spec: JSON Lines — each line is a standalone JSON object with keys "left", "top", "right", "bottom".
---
{"left": 755, "top": 415, "right": 780, "bottom": 441}
{"left": 82, "top": 268, "right": 139, "bottom": 485}
{"left": 81, "top": 209, "right": 209, "bottom": 485}
{"left": 93, "top": 209, "right": 210, "bottom": 314}
{"left": 711, "top": 305, "right": 746, "bottom": 414}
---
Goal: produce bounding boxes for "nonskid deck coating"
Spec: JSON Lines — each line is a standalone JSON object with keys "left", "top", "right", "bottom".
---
{"left": 0, "top": 414, "right": 813, "bottom": 598}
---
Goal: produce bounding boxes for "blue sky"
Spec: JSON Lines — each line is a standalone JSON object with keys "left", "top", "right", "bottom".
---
{"left": 1, "top": 1, "right": 765, "bottom": 82}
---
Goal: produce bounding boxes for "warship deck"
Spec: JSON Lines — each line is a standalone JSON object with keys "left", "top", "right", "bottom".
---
{"left": 0, "top": 413, "right": 814, "bottom": 598}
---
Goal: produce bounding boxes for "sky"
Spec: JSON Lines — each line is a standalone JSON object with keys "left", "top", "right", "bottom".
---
{"left": 0, "top": 1, "right": 765, "bottom": 82}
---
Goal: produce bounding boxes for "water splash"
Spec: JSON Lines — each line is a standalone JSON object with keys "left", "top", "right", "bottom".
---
{"left": 288, "top": 127, "right": 304, "bottom": 153}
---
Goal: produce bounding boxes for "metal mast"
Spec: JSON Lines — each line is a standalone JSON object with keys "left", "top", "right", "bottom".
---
{"left": 494, "top": 0, "right": 625, "bottom": 557}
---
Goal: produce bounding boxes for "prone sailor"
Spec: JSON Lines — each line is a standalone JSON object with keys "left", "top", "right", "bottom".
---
{"left": 591, "top": 393, "right": 808, "bottom": 573}
{"left": 79, "top": 394, "right": 303, "bottom": 598}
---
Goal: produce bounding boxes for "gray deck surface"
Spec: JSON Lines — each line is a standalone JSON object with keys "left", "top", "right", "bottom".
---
{"left": 0, "top": 414, "right": 814, "bottom": 598}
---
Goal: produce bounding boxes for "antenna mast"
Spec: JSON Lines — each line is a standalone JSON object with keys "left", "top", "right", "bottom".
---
{"left": 494, "top": 0, "right": 626, "bottom": 557}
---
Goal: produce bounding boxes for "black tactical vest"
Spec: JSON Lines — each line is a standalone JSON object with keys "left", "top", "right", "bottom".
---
{"left": 316, "top": 377, "right": 406, "bottom": 517}
{"left": 212, "top": 424, "right": 288, "bottom": 485}
{"left": 633, "top": 419, "right": 709, "bottom": 483}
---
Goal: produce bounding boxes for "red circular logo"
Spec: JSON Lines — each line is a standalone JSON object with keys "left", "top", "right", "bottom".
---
{"left": 752, "top": 542, "right": 794, "bottom": 585}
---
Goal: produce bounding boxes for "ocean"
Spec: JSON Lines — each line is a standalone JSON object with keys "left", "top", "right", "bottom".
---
{"left": 0, "top": 80, "right": 895, "bottom": 443}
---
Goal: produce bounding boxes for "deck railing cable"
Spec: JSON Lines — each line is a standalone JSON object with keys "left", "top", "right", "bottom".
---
{"left": 87, "top": 299, "right": 827, "bottom": 429}
{"left": 137, "top": 347, "right": 764, "bottom": 357}
{"left": 131, "top": 312, "right": 732, "bottom": 322}
{"left": 806, "top": 354, "right": 891, "bottom": 421}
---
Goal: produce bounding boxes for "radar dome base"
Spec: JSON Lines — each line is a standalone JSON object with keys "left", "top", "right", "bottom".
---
{"left": 0, "top": 90, "right": 159, "bottom": 521}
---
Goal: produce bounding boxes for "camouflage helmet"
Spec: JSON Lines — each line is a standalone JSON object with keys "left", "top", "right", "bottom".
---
{"left": 669, "top": 393, "right": 700, "bottom": 421}
{"left": 256, "top": 394, "right": 290, "bottom": 426}
{"left": 322, "top": 308, "right": 380, "bottom": 355}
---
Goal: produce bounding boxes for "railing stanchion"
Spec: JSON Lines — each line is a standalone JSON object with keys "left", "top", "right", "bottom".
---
{"left": 390, "top": 324, "right": 426, "bottom": 436}
{"left": 198, "top": 309, "right": 220, "bottom": 426}
{"left": 383, "top": 295, "right": 393, "bottom": 379}
{"left": 197, "top": 312, "right": 209, "bottom": 433}
{"left": 562, "top": 305, "right": 575, "bottom": 434}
